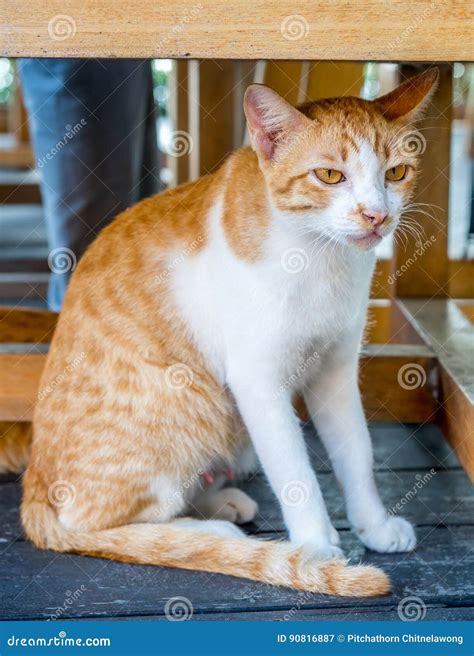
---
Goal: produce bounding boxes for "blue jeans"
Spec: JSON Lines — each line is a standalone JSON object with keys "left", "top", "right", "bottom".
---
{"left": 18, "top": 59, "right": 160, "bottom": 310}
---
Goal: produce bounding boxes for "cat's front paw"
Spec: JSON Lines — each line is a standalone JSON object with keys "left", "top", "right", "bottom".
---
{"left": 356, "top": 516, "right": 416, "bottom": 553}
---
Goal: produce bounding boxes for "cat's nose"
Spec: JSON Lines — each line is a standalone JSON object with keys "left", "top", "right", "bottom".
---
{"left": 362, "top": 208, "right": 389, "bottom": 227}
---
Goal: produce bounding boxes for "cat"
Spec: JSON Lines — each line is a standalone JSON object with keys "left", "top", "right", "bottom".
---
{"left": 21, "top": 68, "right": 438, "bottom": 597}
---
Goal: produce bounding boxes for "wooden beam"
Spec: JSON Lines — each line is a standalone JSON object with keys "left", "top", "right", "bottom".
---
{"left": 2, "top": 342, "right": 437, "bottom": 424}
{"left": 0, "top": 307, "right": 58, "bottom": 343}
{"left": 0, "top": 353, "right": 46, "bottom": 422}
{"left": 395, "top": 65, "right": 452, "bottom": 298}
{"left": 188, "top": 60, "right": 236, "bottom": 179}
{"left": 306, "top": 62, "right": 365, "bottom": 99}
{"left": 372, "top": 259, "right": 474, "bottom": 301}
{"left": 359, "top": 344, "right": 437, "bottom": 422}
{"left": 398, "top": 298, "right": 474, "bottom": 480}
{"left": 439, "top": 367, "right": 474, "bottom": 482}
{"left": 449, "top": 259, "right": 474, "bottom": 298}
{"left": 263, "top": 62, "right": 306, "bottom": 105}
{"left": 168, "top": 60, "right": 190, "bottom": 186}
{"left": 0, "top": 169, "right": 41, "bottom": 204}
{"left": 2, "top": 1, "right": 472, "bottom": 60}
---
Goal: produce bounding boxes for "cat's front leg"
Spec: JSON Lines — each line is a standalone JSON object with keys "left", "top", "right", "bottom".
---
{"left": 304, "top": 354, "right": 416, "bottom": 554}
{"left": 228, "top": 369, "right": 342, "bottom": 561}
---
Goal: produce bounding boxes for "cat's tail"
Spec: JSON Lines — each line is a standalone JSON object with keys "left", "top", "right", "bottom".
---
{"left": 22, "top": 500, "right": 390, "bottom": 597}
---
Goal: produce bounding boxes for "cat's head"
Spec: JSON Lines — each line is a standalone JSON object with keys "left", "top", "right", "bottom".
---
{"left": 244, "top": 69, "right": 438, "bottom": 251}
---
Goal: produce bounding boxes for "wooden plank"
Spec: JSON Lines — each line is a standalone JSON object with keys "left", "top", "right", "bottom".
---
{"left": 456, "top": 300, "right": 474, "bottom": 323}
{"left": 359, "top": 344, "right": 437, "bottom": 422}
{"left": 2, "top": 1, "right": 472, "bottom": 60}
{"left": 168, "top": 60, "right": 190, "bottom": 186}
{"left": 398, "top": 299, "right": 474, "bottom": 480}
{"left": 0, "top": 306, "right": 57, "bottom": 343}
{"left": 364, "top": 300, "right": 423, "bottom": 344}
{"left": 0, "top": 344, "right": 437, "bottom": 423}
{"left": 188, "top": 60, "right": 236, "bottom": 179}
{"left": 306, "top": 62, "right": 365, "bottom": 99}
{"left": 449, "top": 259, "right": 474, "bottom": 298}
{"left": 371, "top": 258, "right": 394, "bottom": 299}
{"left": 262, "top": 62, "right": 306, "bottom": 105}
{"left": 0, "top": 136, "right": 33, "bottom": 168}
{"left": 2, "top": 526, "right": 473, "bottom": 620}
{"left": 373, "top": 258, "right": 474, "bottom": 301}
{"left": 303, "top": 421, "right": 460, "bottom": 474}
{"left": 398, "top": 299, "right": 474, "bottom": 405}
{"left": 395, "top": 65, "right": 452, "bottom": 297}
{"left": 0, "top": 169, "right": 41, "bottom": 204}
{"left": 440, "top": 368, "right": 474, "bottom": 483}
{"left": 0, "top": 354, "right": 45, "bottom": 422}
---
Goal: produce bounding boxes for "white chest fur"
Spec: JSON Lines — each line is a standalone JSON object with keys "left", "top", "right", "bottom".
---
{"left": 170, "top": 200, "right": 375, "bottom": 391}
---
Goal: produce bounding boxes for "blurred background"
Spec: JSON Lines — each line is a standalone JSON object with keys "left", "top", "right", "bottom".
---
{"left": 0, "top": 59, "right": 473, "bottom": 306}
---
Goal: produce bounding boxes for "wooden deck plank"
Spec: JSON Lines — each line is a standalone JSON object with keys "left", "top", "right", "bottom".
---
{"left": 1, "top": 422, "right": 472, "bottom": 621}
{"left": 303, "top": 421, "right": 459, "bottom": 474}
{"left": 241, "top": 469, "right": 474, "bottom": 534}
{"left": 2, "top": 1, "right": 472, "bottom": 60}
{"left": 2, "top": 527, "right": 473, "bottom": 620}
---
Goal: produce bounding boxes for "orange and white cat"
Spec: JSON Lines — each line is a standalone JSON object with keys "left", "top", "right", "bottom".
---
{"left": 20, "top": 69, "right": 438, "bottom": 596}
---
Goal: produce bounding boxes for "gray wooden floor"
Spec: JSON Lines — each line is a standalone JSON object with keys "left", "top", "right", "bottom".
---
{"left": 1, "top": 422, "right": 473, "bottom": 621}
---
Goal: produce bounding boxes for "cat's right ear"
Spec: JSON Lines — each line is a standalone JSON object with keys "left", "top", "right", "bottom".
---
{"left": 244, "top": 84, "right": 308, "bottom": 161}
{"left": 374, "top": 68, "right": 439, "bottom": 123}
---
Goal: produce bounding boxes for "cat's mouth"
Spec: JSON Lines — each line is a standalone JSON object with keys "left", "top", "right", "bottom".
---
{"left": 347, "top": 230, "right": 384, "bottom": 250}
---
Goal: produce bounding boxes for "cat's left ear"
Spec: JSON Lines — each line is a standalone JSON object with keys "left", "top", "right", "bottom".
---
{"left": 244, "top": 84, "right": 310, "bottom": 160}
{"left": 374, "top": 68, "right": 439, "bottom": 122}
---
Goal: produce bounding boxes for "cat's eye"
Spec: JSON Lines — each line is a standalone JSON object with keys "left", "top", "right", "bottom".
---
{"left": 314, "top": 168, "right": 345, "bottom": 185}
{"left": 385, "top": 164, "right": 408, "bottom": 182}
